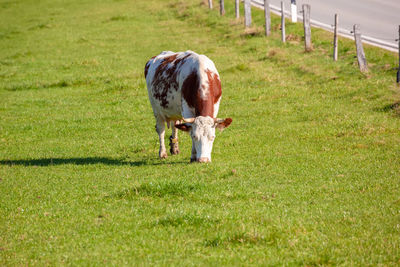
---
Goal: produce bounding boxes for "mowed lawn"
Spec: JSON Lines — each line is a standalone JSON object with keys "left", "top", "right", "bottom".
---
{"left": 1, "top": 0, "right": 400, "bottom": 265}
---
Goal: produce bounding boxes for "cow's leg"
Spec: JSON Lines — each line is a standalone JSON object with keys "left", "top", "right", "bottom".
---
{"left": 190, "top": 142, "right": 197, "bottom": 163}
{"left": 156, "top": 119, "right": 167, "bottom": 159}
{"left": 169, "top": 122, "right": 180, "bottom": 155}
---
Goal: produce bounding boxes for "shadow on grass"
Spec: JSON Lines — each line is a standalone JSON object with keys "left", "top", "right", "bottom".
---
{"left": 374, "top": 101, "right": 400, "bottom": 116}
{"left": 0, "top": 157, "right": 187, "bottom": 167}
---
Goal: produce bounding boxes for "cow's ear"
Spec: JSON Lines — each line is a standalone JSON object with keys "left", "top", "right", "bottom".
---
{"left": 175, "top": 123, "right": 192, "bottom": 132}
{"left": 215, "top": 118, "right": 232, "bottom": 131}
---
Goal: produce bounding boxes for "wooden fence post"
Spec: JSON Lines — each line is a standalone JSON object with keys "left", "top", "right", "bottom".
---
{"left": 333, "top": 14, "right": 338, "bottom": 61}
{"left": 208, "top": 0, "right": 212, "bottom": 9}
{"left": 244, "top": 0, "right": 251, "bottom": 28}
{"left": 353, "top": 24, "right": 368, "bottom": 72}
{"left": 235, "top": 0, "right": 239, "bottom": 19}
{"left": 281, "top": 2, "right": 285, "bottom": 42}
{"left": 291, "top": 0, "right": 297, "bottom": 23}
{"left": 302, "top": 4, "right": 312, "bottom": 52}
{"left": 219, "top": 0, "right": 225, "bottom": 15}
{"left": 264, "top": 0, "right": 271, "bottom": 36}
{"left": 397, "top": 25, "right": 400, "bottom": 83}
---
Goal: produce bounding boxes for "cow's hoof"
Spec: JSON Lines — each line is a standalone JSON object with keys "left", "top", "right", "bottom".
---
{"left": 190, "top": 158, "right": 196, "bottom": 163}
{"left": 170, "top": 147, "right": 180, "bottom": 155}
{"left": 159, "top": 152, "right": 168, "bottom": 159}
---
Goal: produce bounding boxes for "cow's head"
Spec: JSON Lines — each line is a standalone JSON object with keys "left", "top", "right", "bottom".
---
{"left": 175, "top": 116, "right": 232, "bottom": 163}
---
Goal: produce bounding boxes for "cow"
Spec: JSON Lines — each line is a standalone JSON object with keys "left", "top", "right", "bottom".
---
{"left": 144, "top": 50, "right": 232, "bottom": 163}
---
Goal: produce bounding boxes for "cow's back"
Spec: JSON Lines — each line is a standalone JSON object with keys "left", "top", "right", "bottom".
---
{"left": 145, "top": 51, "right": 221, "bottom": 121}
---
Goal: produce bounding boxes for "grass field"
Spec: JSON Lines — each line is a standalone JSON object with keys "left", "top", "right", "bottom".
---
{"left": 1, "top": 0, "right": 400, "bottom": 265}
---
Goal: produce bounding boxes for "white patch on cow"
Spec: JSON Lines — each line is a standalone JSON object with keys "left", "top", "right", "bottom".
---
{"left": 213, "top": 97, "right": 221, "bottom": 118}
{"left": 198, "top": 58, "right": 209, "bottom": 100}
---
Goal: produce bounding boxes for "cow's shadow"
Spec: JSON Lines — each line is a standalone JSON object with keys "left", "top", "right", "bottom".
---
{"left": 0, "top": 157, "right": 187, "bottom": 167}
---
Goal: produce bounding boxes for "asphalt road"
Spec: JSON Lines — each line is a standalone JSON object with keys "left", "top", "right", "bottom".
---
{"left": 253, "top": 0, "right": 400, "bottom": 51}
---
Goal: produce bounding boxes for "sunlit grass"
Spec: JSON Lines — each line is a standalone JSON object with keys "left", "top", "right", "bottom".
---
{"left": 1, "top": 0, "right": 399, "bottom": 265}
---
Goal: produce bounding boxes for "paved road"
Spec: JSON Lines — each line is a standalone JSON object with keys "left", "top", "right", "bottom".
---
{"left": 253, "top": 0, "right": 400, "bottom": 51}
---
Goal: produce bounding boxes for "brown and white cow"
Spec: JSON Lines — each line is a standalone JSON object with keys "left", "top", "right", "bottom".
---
{"left": 144, "top": 51, "right": 232, "bottom": 163}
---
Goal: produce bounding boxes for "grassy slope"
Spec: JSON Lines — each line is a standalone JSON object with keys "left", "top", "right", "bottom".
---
{"left": 1, "top": 0, "right": 399, "bottom": 265}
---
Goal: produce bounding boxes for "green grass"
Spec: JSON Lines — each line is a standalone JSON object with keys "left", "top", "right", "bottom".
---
{"left": 1, "top": 0, "right": 400, "bottom": 265}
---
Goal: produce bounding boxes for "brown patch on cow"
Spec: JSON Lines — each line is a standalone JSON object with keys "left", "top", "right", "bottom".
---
{"left": 182, "top": 71, "right": 201, "bottom": 112}
{"left": 182, "top": 69, "right": 222, "bottom": 117}
{"left": 151, "top": 54, "right": 179, "bottom": 108}
{"left": 182, "top": 70, "right": 214, "bottom": 117}
{"left": 206, "top": 70, "right": 222, "bottom": 104}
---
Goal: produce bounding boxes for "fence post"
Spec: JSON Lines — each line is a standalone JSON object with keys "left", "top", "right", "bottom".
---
{"left": 353, "top": 24, "right": 368, "bottom": 72}
{"left": 264, "top": 0, "right": 271, "bottom": 36}
{"left": 244, "top": 0, "right": 251, "bottom": 28}
{"left": 333, "top": 14, "right": 338, "bottom": 61}
{"left": 219, "top": 0, "right": 225, "bottom": 15}
{"left": 397, "top": 25, "right": 400, "bottom": 83}
{"left": 302, "top": 4, "right": 312, "bottom": 52}
{"left": 208, "top": 0, "right": 212, "bottom": 9}
{"left": 235, "top": 0, "right": 239, "bottom": 19}
{"left": 291, "top": 0, "right": 297, "bottom": 23}
{"left": 281, "top": 2, "right": 285, "bottom": 42}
